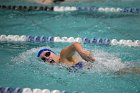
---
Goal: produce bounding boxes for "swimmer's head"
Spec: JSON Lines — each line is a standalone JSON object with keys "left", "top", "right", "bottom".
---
{"left": 37, "top": 48, "right": 59, "bottom": 63}
{"left": 37, "top": 48, "right": 54, "bottom": 57}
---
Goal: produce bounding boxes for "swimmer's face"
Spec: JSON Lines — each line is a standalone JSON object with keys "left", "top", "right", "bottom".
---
{"left": 40, "top": 51, "right": 56, "bottom": 63}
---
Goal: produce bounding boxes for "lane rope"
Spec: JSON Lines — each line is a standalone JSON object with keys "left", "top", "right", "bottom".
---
{"left": 0, "top": 35, "right": 140, "bottom": 47}
{"left": 0, "top": 87, "right": 84, "bottom": 93}
{"left": 0, "top": 5, "right": 140, "bottom": 14}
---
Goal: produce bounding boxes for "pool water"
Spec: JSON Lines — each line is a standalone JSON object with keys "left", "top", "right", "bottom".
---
{"left": 0, "top": 0, "right": 140, "bottom": 93}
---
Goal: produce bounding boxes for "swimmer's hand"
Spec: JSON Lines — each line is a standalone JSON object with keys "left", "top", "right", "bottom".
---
{"left": 79, "top": 50, "right": 95, "bottom": 62}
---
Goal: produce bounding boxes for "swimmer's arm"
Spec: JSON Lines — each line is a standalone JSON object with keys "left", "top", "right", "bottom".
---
{"left": 60, "top": 42, "right": 95, "bottom": 62}
{"left": 73, "top": 42, "right": 95, "bottom": 62}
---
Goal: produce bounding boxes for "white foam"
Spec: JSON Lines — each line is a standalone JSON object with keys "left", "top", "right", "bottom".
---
{"left": 91, "top": 50, "right": 126, "bottom": 72}
{"left": 11, "top": 46, "right": 59, "bottom": 63}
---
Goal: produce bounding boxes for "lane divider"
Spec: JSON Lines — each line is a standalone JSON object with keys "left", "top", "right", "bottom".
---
{"left": 0, "top": 35, "right": 139, "bottom": 47}
{"left": 0, "top": 5, "right": 140, "bottom": 14}
{"left": 0, "top": 87, "right": 84, "bottom": 93}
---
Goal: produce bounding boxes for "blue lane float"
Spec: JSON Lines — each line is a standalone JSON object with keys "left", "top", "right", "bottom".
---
{"left": 0, "top": 5, "right": 140, "bottom": 14}
{"left": 0, "top": 35, "right": 140, "bottom": 47}
{"left": 0, "top": 87, "right": 22, "bottom": 93}
{"left": 122, "top": 8, "right": 140, "bottom": 13}
{"left": 27, "top": 36, "right": 54, "bottom": 43}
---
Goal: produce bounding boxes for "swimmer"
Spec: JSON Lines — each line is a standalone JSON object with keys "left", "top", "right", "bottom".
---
{"left": 29, "top": 0, "right": 94, "bottom": 5}
{"left": 29, "top": 0, "right": 65, "bottom": 4}
{"left": 37, "top": 42, "right": 95, "bottom": 68}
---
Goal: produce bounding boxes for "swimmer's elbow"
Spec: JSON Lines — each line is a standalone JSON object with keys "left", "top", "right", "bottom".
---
{"left": 72, "top": 42, "right": 82, "bottom": 48}
{"left": 72, "top": 42, "right": 83, "bottom": 52}
{"left": 72, "top": 42, "right": 81, "bottom": 46}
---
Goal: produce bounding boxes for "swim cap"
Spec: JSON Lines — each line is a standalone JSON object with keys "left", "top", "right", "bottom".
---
{"left": 37, "top": 48, "right": 54, "bottom": 57}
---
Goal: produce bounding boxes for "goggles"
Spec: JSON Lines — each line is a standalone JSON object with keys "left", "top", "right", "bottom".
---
{"left": 41, "top": 52, "right": 55, "bottom": 64}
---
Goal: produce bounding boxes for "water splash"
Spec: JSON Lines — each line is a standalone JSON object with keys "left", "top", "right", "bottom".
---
{"left": 12, "top": 46, "right": 126, "bottom": 73}
{"left": 92, "top": 50, "right": 126, "bottom": 73}
{"left": 12, "top": 46, "right": 60, "bottom": 63}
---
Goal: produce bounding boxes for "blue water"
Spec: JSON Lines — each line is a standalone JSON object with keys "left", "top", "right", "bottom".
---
{"left": 0, "top": 0, "right": 140, "bottom": 93}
